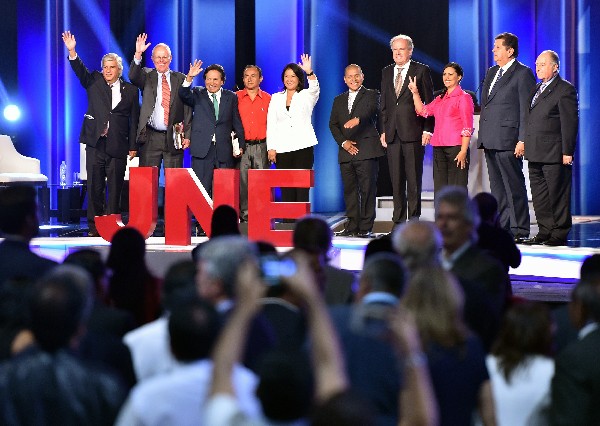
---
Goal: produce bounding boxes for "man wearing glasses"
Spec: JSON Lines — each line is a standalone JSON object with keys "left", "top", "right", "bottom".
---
{"left": 129, "top": 33, "right": 192, "bottom": 169}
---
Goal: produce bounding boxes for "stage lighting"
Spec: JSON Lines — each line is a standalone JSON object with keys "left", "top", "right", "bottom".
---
{"left": 3, "top": 104, "right": 21, "bottom": 122}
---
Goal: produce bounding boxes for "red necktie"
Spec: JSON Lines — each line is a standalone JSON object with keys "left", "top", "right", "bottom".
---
{"left": 161, "top": 73, "right": 170, "bottom": 126}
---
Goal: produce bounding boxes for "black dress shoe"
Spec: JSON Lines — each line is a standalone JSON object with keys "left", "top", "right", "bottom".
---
{"left": 357, "top": 231, "right": 374, "bottom": 238}
{"left": 544, "top": 237, "right": 567, "bottom": 247}
{"left": 513, "top": 236, "right": 529, "bottom": 243}
{"left": 335, "top": 229, "right": 356, "bottom": 237}
{"left": 522, "top": 235, "right": 549, "bottom": 245}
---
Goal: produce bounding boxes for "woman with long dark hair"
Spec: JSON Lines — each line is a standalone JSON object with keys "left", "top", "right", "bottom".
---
{"left": 266, "top": 54, "right": 319, "bottom": 203}
{"left": 408, "top": 62, "right": 474, "bottom": 194}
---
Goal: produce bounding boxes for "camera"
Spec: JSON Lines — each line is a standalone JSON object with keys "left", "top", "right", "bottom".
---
{"left": 259, "top": 255, "right": 297, "bottom": 286}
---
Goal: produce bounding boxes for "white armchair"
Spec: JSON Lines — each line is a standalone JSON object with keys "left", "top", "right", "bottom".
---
{"left": 0, "top": 134, "right": 48, "bottom": 184}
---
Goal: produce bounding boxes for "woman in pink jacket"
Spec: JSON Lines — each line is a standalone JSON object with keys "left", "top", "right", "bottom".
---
{"left": 408, "top": 62, "right": 474, "bottom": 194}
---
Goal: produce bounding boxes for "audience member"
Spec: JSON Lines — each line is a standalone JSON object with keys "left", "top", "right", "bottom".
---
{"left": 435, "top": 185, "right": 510, "bottom": 350}
{"left": 487, "top": 301, "right": 554, "bottom": 426}
{"left": 0, "top": 265, "right": 127, "bottom": 424}
{"left": 403, "top": 266, "right": 495, "bottom": 426}
{"left": 0, "top": 185, "right": 56, "bottom": 287}
{"left": 116, "top": 298, "right": 261, "bottom": 425}
{"left": 195, "top": 235, "right": 275, "bottom": 371}
{"left": 392, "top": 220, "right": 441, "bottom": 271}
{"left": 191, "top": 204, "right": 241, "bottom": 262}
{"left": 330, "top": 252, "right": 408, "bottom": 425}
{"left": 0, "top": 277, "right": 34, "bottom": 359}
{"left": 293, "top": 215, "right": 356, "bottom": 305}
{"left": 106, "top": 227, "right": 161, "bottom": 326}
{"left": 473, "top": 192, "right": 521, "bottom": 272}
{"left": 551, "top": 275, "right": 600, "bottom": 425}
{"left": 363, "top": 234, "right": 394, "bottom": 260}
{"left": 124, "top": 259, "right": 197, "bottom": 381}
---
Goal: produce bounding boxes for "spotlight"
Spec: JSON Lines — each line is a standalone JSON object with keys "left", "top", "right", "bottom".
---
{"left": 3, "top": 104, "right": 21, "bottom": 122}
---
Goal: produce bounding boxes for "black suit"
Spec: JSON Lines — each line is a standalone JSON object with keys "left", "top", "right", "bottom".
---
{"left": 329, "top": 86, "right": 385, "bottom": 233}
{"left": 552, "top": 327, "right": 600, "bottom": 425}
{"left": 478, "top": 60, "right": 536, "bottom": 238}
{"left": 179, "top": 85, "right": 245, "bottom": 197}
{"left": 524, "top": 75, "right": 578, "bottom": 243}
{"left": 380, "top": 61, "right": 434, "bottom": 223}
{"left": 129, "top": 61, "right": 192, "bottom": 168}
{"left": 69, "top": 56, "right": 139, "bottom": 230}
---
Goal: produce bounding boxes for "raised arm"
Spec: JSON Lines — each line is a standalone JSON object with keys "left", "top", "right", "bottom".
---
{"left": 61, "top": 31, "right": 77, "bottom": 59}
{"left": 408, "top": 76, "right": 425, "bottom": 114}
{"left": 134, "top": 33, "right": 151, "bottom": 62}
{"left": 62, "top": 31, "right": 94, "bottom": 88}
{"left": 129, "top": 33, "right": 151, "bottom": 88}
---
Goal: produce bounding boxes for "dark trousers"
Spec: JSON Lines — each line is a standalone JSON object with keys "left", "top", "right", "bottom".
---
{"left": 528, "top": 161, "right": 572, "bottom": 241}
{"left": 139, "top": 127, "right": 183, "bottom": 168}
{"left": 433, "top": 146, "right": 469, "bottom": 194}
{"left": 386, "top": 138, "right": 424, "bottom": 224}
{"left": 192, "top": 143, "right": 234, "bottom": 198}
{"left": 239, "top": 142, "right": 269, "bottom": 221}
{"left": 484, "top": 149, "right": 530, "bottom": 238}
{"left": 340, "top": 158, "right": 379, "bottom": 233}
{"left": 86, "top": 141, "right": 126, "bottom": 230}
{"left": 276, "top": 146, "right": 314, "bottom": 202}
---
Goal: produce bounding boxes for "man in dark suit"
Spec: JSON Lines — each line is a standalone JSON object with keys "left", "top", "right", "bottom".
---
{"left": 435, "top": 186, "right": 510, "bottom": 350}
{"left": 129, "top": 33, "right": 192, "bottom": 168}
{"left": 552, "top": 276, "right": 600, "bottom": 425}
{"left": 523, "top": 50, "right": 579, "bottom": 247}
{"left": 62, "top": 31, "right": 139, "bottom": 237}
{"left": 179, "top": 61, "right": 245, "bottom": 198}
{"left": 329, "top": 64, "right": 385, "bottom": 238}
{"left": 0, "top": 185, "right": 57, "bottom": 287}
{"left": 379, "top": 34, "right": 434, "bottom": 226}
{"left": 478, "top": 32, "right": 536, "bottom": 242}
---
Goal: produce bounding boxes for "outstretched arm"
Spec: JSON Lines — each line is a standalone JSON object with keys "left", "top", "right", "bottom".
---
{"left": 62, "top": 31, "right": 77, "bottom": 59}
{"left": 134, "top": 33, "right": 151, "bottom": 61}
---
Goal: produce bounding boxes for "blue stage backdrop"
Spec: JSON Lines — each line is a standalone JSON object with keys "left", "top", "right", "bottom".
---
{"left": 4, "top": 0, "right": 600, "bottom": 214}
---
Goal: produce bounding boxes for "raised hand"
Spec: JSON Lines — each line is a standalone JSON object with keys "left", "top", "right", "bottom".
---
{"left": 298, "top": 54, "right": 313, "bottom": 74}
{"left": 408, "top": 76, "right": 419, "bottom": 95}
{"left": 135, "top": 33, "right": 151, "bottom": 56}
{"left": 61, "top": 31, "right": 76, "bottom": 52}
{"left": 186, "top": 59, "right": 204, "bottom": 80}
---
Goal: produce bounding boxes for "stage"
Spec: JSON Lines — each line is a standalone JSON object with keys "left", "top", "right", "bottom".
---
{"left": 28, "top": 210, "right": 600, "bottom": 303}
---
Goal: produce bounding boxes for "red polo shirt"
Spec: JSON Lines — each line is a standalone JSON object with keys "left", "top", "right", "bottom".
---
{"left": 236, "top": 88, "right": 271, "bottom": 140}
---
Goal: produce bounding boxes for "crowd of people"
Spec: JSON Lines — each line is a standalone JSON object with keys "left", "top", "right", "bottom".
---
{"left": 1, "top": 183, "right": 599, "bottom": 425}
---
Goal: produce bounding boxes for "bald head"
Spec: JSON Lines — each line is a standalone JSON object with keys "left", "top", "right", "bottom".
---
{"left": 392, "top": 221, "right": 441, "bottom": 270}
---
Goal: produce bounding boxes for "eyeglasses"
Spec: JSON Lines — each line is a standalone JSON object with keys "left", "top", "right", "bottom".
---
{"left": 153, "top": 56, "right": 171, "bottom": 62}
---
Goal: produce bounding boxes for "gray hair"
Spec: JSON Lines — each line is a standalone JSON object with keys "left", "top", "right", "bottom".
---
{"left": 198, "top": 236, "right": 258, "bottom": 298}
{"left": 389, "top": 34, "right": 414, "bottom": 50}
{"left": 152, "top": 43, "right": 172, "bottom": 57}
{"left": 101, "top": 52, "right": 124, "bottom": 77}
{"left": 392, "top": 221, "right": 442, "bottom": 270}
{"left": 435, "top": 186, "right": 481, "bottom": 240}
{"left": 541, "top": 49, "right": 560, "bottom": 69}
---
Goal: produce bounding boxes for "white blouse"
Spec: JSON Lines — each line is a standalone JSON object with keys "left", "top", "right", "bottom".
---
{"left": 266, "top": 78, "right": 320, "bottom": 153}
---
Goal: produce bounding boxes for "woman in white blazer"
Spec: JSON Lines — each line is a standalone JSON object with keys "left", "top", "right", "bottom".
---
{"left": 267, "top": 54, "right": 319, "bottom": 203}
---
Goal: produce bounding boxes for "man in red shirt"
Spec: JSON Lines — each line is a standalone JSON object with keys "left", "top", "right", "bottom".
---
{"left": 236, "top": 65, "right": 271, "bottom": 222}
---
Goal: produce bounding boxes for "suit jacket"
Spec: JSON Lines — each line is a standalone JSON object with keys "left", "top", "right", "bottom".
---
{"left": 69, "top": 56, "right": 139, "bottom": 158}
{"left": 552, "top": 327, "right": 600, "bottom": 425}
{"left": 478, "top": 60, "right": 536, "bottom": 151}
{"left": 179, "top": 86, "right": 245, "bottom": 162}
{"left": 524, "top": 74, "right": 579, "bottom": 163}
{"left": 129, "top": 61, "right": 193, "bottom": 154}
{"left": 329, "top": 86, "right": 385, "bottom": 163}
{"left": 379, "top": 61, "right": 434, "bottom": 142}
{"left": 0, "top": 239, "right": 57, "bottom": 287}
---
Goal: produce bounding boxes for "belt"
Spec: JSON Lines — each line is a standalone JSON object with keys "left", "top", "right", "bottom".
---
{"left": 147, "top": 126, "right": 167, "bottom": 134}
{"left": 246, "top": 138, "right": 266, "bottom": 145}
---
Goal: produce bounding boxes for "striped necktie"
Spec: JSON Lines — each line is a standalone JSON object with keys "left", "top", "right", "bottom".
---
{"left": 531, "top": 83, "right": 547, "bottom": 107}
{"left": 394, "top": 67, "right": 404, "bottom": 97}
{"left": 161, "top": 73, "right": 170, "bottom": 126}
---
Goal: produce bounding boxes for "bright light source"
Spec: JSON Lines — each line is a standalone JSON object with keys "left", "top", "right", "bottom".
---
{"left": 3, "top": 104, "right": 21, "bottom": 122}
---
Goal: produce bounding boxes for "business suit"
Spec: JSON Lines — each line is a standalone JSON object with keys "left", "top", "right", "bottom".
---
{"left": 524, "top": 74, "right": 578, "bottom": 244}
{"left": 552, "top": 327, "right": 600, "bottom": 425}
{"left": 380, "top": 61, "right": 434, "bottom": 224}
{"left": 129, "top": 61, "right": 192, "bottom": 168}
{"left": 179, "top": 85, "right": 245, "bottom": 197}
{"left": 329, "top": 86, "right": 385, "bottom": 234}
{"left": 68, "top": 55, "right": 139, "bottom": 230}
{"left": 478, "top": 60, "right": 536, "bottom": 238}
